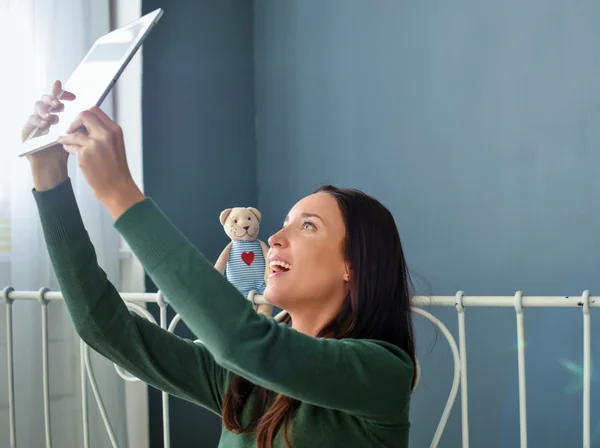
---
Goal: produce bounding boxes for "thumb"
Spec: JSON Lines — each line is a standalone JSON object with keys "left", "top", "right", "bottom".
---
{"left": 61, "top": 144, "right": 80, "bottom": 156}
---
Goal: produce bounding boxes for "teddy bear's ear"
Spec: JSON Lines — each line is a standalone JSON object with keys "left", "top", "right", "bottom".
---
{"left": 247, "top": 207, "right": 261, "bottom": 222}
{"left": 219, "top": 208, "right": 233, "bottom": 226}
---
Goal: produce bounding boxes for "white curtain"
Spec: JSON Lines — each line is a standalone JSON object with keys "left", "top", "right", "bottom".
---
{"left": 0, "top": 0, "right": 130, "bottom": 446}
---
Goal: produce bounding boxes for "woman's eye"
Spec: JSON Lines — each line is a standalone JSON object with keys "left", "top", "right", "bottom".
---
{"left": 302, "top": 221, "right": 315, "bottom": 230}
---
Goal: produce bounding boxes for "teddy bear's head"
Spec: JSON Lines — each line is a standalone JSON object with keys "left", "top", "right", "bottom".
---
{"left": 219, "top": 207, "right": 262, "bottom": 242}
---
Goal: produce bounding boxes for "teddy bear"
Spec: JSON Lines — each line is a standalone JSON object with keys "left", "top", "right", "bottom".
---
{"left": 214, "top": 207, "right": 273, "bottom": 317}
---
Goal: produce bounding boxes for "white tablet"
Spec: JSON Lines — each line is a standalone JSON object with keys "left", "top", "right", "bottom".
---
{"left": 18, "top": 8, "right": 163, "bottom": 157}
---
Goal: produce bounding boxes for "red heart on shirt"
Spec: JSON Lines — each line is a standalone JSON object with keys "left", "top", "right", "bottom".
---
{"left": 241, "top": 252, "right": 255, "bottom": 266}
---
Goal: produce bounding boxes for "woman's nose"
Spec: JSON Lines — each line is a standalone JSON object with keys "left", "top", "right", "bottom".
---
{"left": 268, "top": 234, "right": 279, "bottom": 247}
{"left": 268, "top": 229, "right": 287, "bottom": 248}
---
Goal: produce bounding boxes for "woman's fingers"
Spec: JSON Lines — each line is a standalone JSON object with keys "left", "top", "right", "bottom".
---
{"left": 41, "top": 92, "right": 74, "bottom": 114}
{"left": 41, "top": 95, "right": 64, "bottom": 113}
{"left": 27, "top": 108, "right": 58, "bottom": 135}
{"left": 66, "top": 109, "right": 107, "bottom": 136}
{"left": 61, "top": 144, "right": 80, "bottom": 156}
{"left": 60, "top": 90, "right": 76, "bottom": 101}
{"left": 22, "top": 81, "right": 74, "bottom": 143}
{"left": 30, "top": 81, "right": 77, "bottom": 128}
{"left": 28, "top": 114, "right": 49, "bottom": 129}
{"left": 59, "top": 133, "right": 90, "bottom": 158}
{"left": 41, "top": 94, "right": 61, "bottom": 108}
{"left": 58, "top": 131, "right": 88, "bottom": 147}
{"left": 34, "top": 100, "right": 51, "bottom": 120}
{"left": 51, "top": 80, "right": 62, "bottom": 96}
{"left": 51, "top": 80, "right": 76, "bottom": 101}
{"left": 85, "top": 107, "right": 119, "bottom": 133}
{"left": 47, "top": 114, "right": 60, "bottom": 126}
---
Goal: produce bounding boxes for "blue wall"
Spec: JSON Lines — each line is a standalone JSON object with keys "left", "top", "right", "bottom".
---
{"left": 254, "top": 1, "right": 600, "bottom": 446}
{"left": 142, "top": 1, "right": 256, "bottom": 446}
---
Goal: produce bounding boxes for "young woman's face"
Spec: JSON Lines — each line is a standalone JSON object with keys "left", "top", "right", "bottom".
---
{"left": 264, "top": 192, "right": 349, "bottom": 311}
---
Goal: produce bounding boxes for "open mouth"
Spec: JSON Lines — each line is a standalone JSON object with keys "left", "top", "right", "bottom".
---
{"left": 269, "top": 260, "right": 292, "bottom": 276}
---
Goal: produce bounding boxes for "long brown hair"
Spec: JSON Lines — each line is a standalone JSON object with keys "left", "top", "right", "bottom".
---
{"left": 222, "top": 185, "right": 417, "bottom": 447}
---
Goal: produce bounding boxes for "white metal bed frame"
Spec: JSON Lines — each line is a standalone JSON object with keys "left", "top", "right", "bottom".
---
{"left": 0, "top": 287, "right": 594, "bottom": 448}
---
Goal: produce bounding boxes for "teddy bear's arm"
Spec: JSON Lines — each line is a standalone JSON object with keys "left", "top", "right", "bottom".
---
{"left": 214, "top": 241, "right": 233, "bottom": 274}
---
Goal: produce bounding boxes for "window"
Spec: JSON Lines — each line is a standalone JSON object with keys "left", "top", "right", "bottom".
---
{"left": 0, "top": 2, "right": 11, "bottom": 260}
{"left": 0, "top": 122, "right": 10, "bottom": 260}
{"left": 0, "top": 191, "right": 9, "bottom": 256}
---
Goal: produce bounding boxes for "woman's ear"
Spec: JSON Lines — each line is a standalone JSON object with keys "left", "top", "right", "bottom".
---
{"left": 343, "top": 263, "right": 351, "bottom": 282}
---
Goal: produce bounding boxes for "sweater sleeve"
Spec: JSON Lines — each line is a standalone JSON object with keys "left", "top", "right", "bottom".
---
{"left": 114, "top": 197, "right": 414, "bottom": 423}
{"left": 32, "top": 179, "right": 227, "bottom": 416}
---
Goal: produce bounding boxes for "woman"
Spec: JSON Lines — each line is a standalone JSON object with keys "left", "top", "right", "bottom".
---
{"left": 24, "top": 80, "right": 416, "bottom": 447}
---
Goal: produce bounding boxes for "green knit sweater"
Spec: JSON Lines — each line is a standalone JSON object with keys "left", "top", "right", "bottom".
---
{"left": 33, "top": 178, "right": 413, "bottom": 447}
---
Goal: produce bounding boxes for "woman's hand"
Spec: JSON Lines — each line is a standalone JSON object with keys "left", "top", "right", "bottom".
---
{"left": 58, "top": 107, "right": 146, "bottom": 220}
{"left": 23, "top": 80, "right": 76, "bottom": 191}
